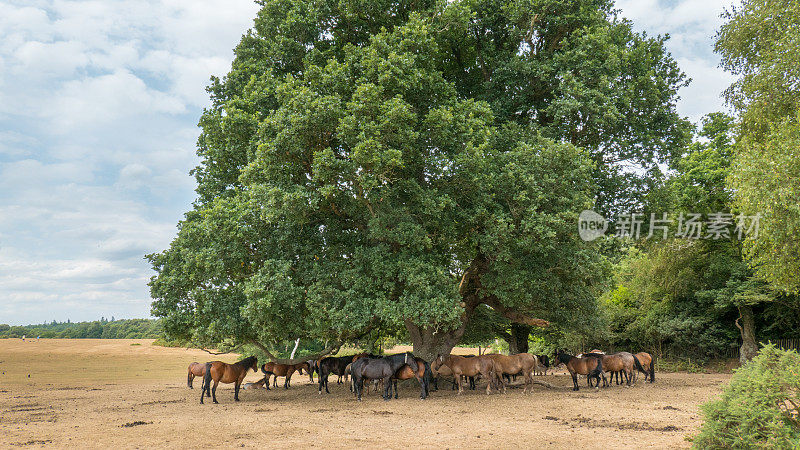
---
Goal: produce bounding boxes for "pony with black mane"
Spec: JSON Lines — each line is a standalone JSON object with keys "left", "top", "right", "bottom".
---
{"left": 317, "top": 355, "right": 354, "bottom": 394}
{"left": 200, "top": 356, "right": 258, "bottom": 404}
{"left": 552, "top": 350, "right": 602, "bottom": 391}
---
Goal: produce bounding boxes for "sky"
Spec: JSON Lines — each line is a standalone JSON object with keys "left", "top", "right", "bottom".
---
{"left": 0, "top": 0, "right": 738, "bottom": 326}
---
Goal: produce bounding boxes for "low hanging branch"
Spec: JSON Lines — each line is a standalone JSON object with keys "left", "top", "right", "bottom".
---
{"left": 460, "top": 257, "right": 550, "bottom": 328}
{"left": 200, "top": 344, "right": 243, "bottom": 355}
{"left": 247, "top": 338, "right": 342, "bottom": 365}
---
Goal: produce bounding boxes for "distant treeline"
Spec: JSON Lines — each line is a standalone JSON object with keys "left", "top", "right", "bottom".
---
{"left": 0, "top": 318, "right": 162, "bottom": 339}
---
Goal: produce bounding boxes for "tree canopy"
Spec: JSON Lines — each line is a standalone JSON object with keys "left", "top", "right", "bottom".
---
{"left": 718, "top": 0, "right": 800, "bottom": 294}
{"left": 149, "top": 0, "right": 690, "bottom": 360}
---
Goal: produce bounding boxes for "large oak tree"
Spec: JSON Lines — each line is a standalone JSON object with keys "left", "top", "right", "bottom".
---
{"left": 149, "top": 0, "right": 689, "bottom": 360}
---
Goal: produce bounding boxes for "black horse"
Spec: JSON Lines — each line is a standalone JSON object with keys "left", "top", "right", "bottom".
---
{"left": 317, "top": 355, "right": 353, "bottom": 394}
{"left": 352, "top": 352, "right": 419, "bottom": 401}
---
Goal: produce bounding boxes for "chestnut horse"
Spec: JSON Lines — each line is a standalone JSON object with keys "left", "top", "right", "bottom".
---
{"left": 390, "top": 356, "right": 430, "bottom": 399}
{"left": 635, "top": 352, "right": 655, "bottom": 382}
{"left": 553, "top": 350, "right": 603, "bottom": 391}
{"left": 484, "top": 353, "right": 538, "bottom": 393}
{"left": 187, "top": 362, "right": 207, "bottom": 394}
{"left": 200, "top": 356, "right": 258, "bottom": 404}
{"left": 261, "top": 361, "right": 310, "bottom": 389}
{"left": 432, "top": 354, "right": 499, "bottom": 395}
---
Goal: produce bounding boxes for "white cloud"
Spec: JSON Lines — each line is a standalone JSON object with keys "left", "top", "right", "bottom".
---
{"left": 616, "top": 0, "right": 741, "bottom": 124}
{"left": 0, "top": 0, "right": 259, "bottom": 325}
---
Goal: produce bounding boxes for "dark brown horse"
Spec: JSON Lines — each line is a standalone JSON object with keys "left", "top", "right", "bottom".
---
{"left": 317, "top": 355, "right": 353, "bottom": 394}
{"left": 432, "top": 354, "right": 499, "bottom": 395}
{"left": 351, "top": 353, "right": 419, "bottom": 401}
{"left": 553, "top": 350, "right": 603, "bottom": 391}
{"left": 200, "top": 356, "right": 258, "bottom": 404}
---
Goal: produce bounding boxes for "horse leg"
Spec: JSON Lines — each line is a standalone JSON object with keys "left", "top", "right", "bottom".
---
{"left": 469, "top": 376, "right": 475, "bottom": 390}
{"left": 188, "top": 372, "right": 193, "bottom": 389}
{"left": 572, "top": 372, "right": 579, "bottom": 391}
{"left": 393, "top": 380, "right": 399, "bottom": 399}
{"left": 383, "top": 376, "right": 392, "bottom": 401}
{"left": 234, "top": 382, "right": 240, "bottom": 401}
{"left": 212, "top": 380, "right": 220, "bottom": 404}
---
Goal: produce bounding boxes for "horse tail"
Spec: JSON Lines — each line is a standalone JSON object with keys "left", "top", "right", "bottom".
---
{"left": 633, "top": 354, "right": 645, "bottom": 374}
{"left": 650, "top": 355, "right": 655, "bottom": 383}
{"left": 423, "top": 361, "right": 433, "bottom": 393}
{"left": 202, "top": 362, "right": 212, "bottom": 396}
{"left": 203, "top": 363, "right": 211, "bottom": 389}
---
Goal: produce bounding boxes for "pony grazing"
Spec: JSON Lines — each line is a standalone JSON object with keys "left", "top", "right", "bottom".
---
{"left": 552, "top": 350, "right": 602, "bottom": 391}
{"left": 432, "top": 354, "right": 499, "bottom": 395}
{"left": 484, "top": 353, "right": 538, "bottom": 394}
{"left": 351, "top": 353, "right": 419, "bottom": 401}
{"left": 260, "top": 361, "right": 310, "bottom": 389}
{"left": 187, "top": 362, "right": 207, "bottom": 392}
{"left": 200, "top": 356, "right": 258, "bottom": 404}
{"left": 390, "top": 356, "right": 431, "bottom": 399}
{"left": 635, "top": 352, "right": 655, "bottom": 382}
{"left": 535, "top": 355, "right": 550, "bottom": 376}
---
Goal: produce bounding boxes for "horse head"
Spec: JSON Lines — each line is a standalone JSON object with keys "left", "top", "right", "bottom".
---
{"left": 553, "top": 349, "right": 570, "bottom": 367}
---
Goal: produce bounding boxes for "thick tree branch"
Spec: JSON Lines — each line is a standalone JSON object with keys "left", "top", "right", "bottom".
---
{"left": 247, "top": 338, "right": 341, "bottom": 365}
{"left": 200, "top": 345, "right": 242, "bottom": 355}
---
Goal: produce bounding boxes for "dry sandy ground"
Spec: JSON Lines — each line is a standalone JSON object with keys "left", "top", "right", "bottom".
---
{"left": 0, "top": 339, "right": 728, "bottom": 449}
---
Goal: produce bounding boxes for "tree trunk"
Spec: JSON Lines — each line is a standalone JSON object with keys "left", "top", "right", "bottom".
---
{"left": 289, "top": 338, "right": 300, "bottom": 359}
{"left": 508, "top": 324, "right": 531, "bottom": 354}
{"left": 736, "top": 305, "right": 758, "bottom": 364}
{"left": 406, "top": 320, "right": 465, "bottom": 361}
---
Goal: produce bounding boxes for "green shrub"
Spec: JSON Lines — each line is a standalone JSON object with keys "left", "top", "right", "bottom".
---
{"left": 694, "top": 344, "right": 800, "bottom": 448}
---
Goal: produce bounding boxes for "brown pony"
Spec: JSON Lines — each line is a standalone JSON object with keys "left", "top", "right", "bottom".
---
{"left": 553, "top": 350, "right": 603, "bottom": 391}
{"left": 635, "top": 352, "right": 655, "bottom": 382}
{"left": 242, "top": 377, "right": 267, "bottom": 390}
{"left": 261, "top": 361, "right": 309, "bottom": 389}
{"left": 432, "top": 354, "right": 499, "bottom": 395}
{"left": 187, "top": 362, "right": 206, "bottom": 390}
{"left": 200, "top": 356, "right": 258, "bottom": 404}
{"left": 584, "top": 352, "right": 643, "bottom": 386}
{"left": 484, "top": 353, "right": 538, "bottom": 393}
{"left": 390, "top": 357, "right": 430, "bottom": 399}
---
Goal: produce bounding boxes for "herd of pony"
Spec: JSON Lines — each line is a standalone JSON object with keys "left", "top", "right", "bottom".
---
{"left": 188, "top": 349, "right": 656, "bottom": 404}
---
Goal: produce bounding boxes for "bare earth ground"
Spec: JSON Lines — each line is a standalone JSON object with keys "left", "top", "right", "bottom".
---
{"left": 0, "top": 339, "right": 728, "bottom": 449}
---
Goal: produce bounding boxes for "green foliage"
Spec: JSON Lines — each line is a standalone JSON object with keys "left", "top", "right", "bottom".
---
{"left": 729, "top": 114, "right": 800, "bottom": 294}
{"left": 718, "top": 0, "right": 800, "bottom": 295}
{"left": 591, "top": 113, "right": 800, "bottom": 360}
{"left": 0, "top": 319, "right": 163, "bottom": 339}
{"left": 694, "top": 344, "right": 800, "bottom": 448}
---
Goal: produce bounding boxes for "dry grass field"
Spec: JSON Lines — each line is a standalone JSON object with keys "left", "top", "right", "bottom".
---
{"left": 0, "top": 339, "right": 728, "bottom": 448}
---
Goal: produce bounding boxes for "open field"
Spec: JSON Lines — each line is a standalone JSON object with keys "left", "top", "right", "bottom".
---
{"left": 0, "top": 339, "right": 728, "bottom": 448}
